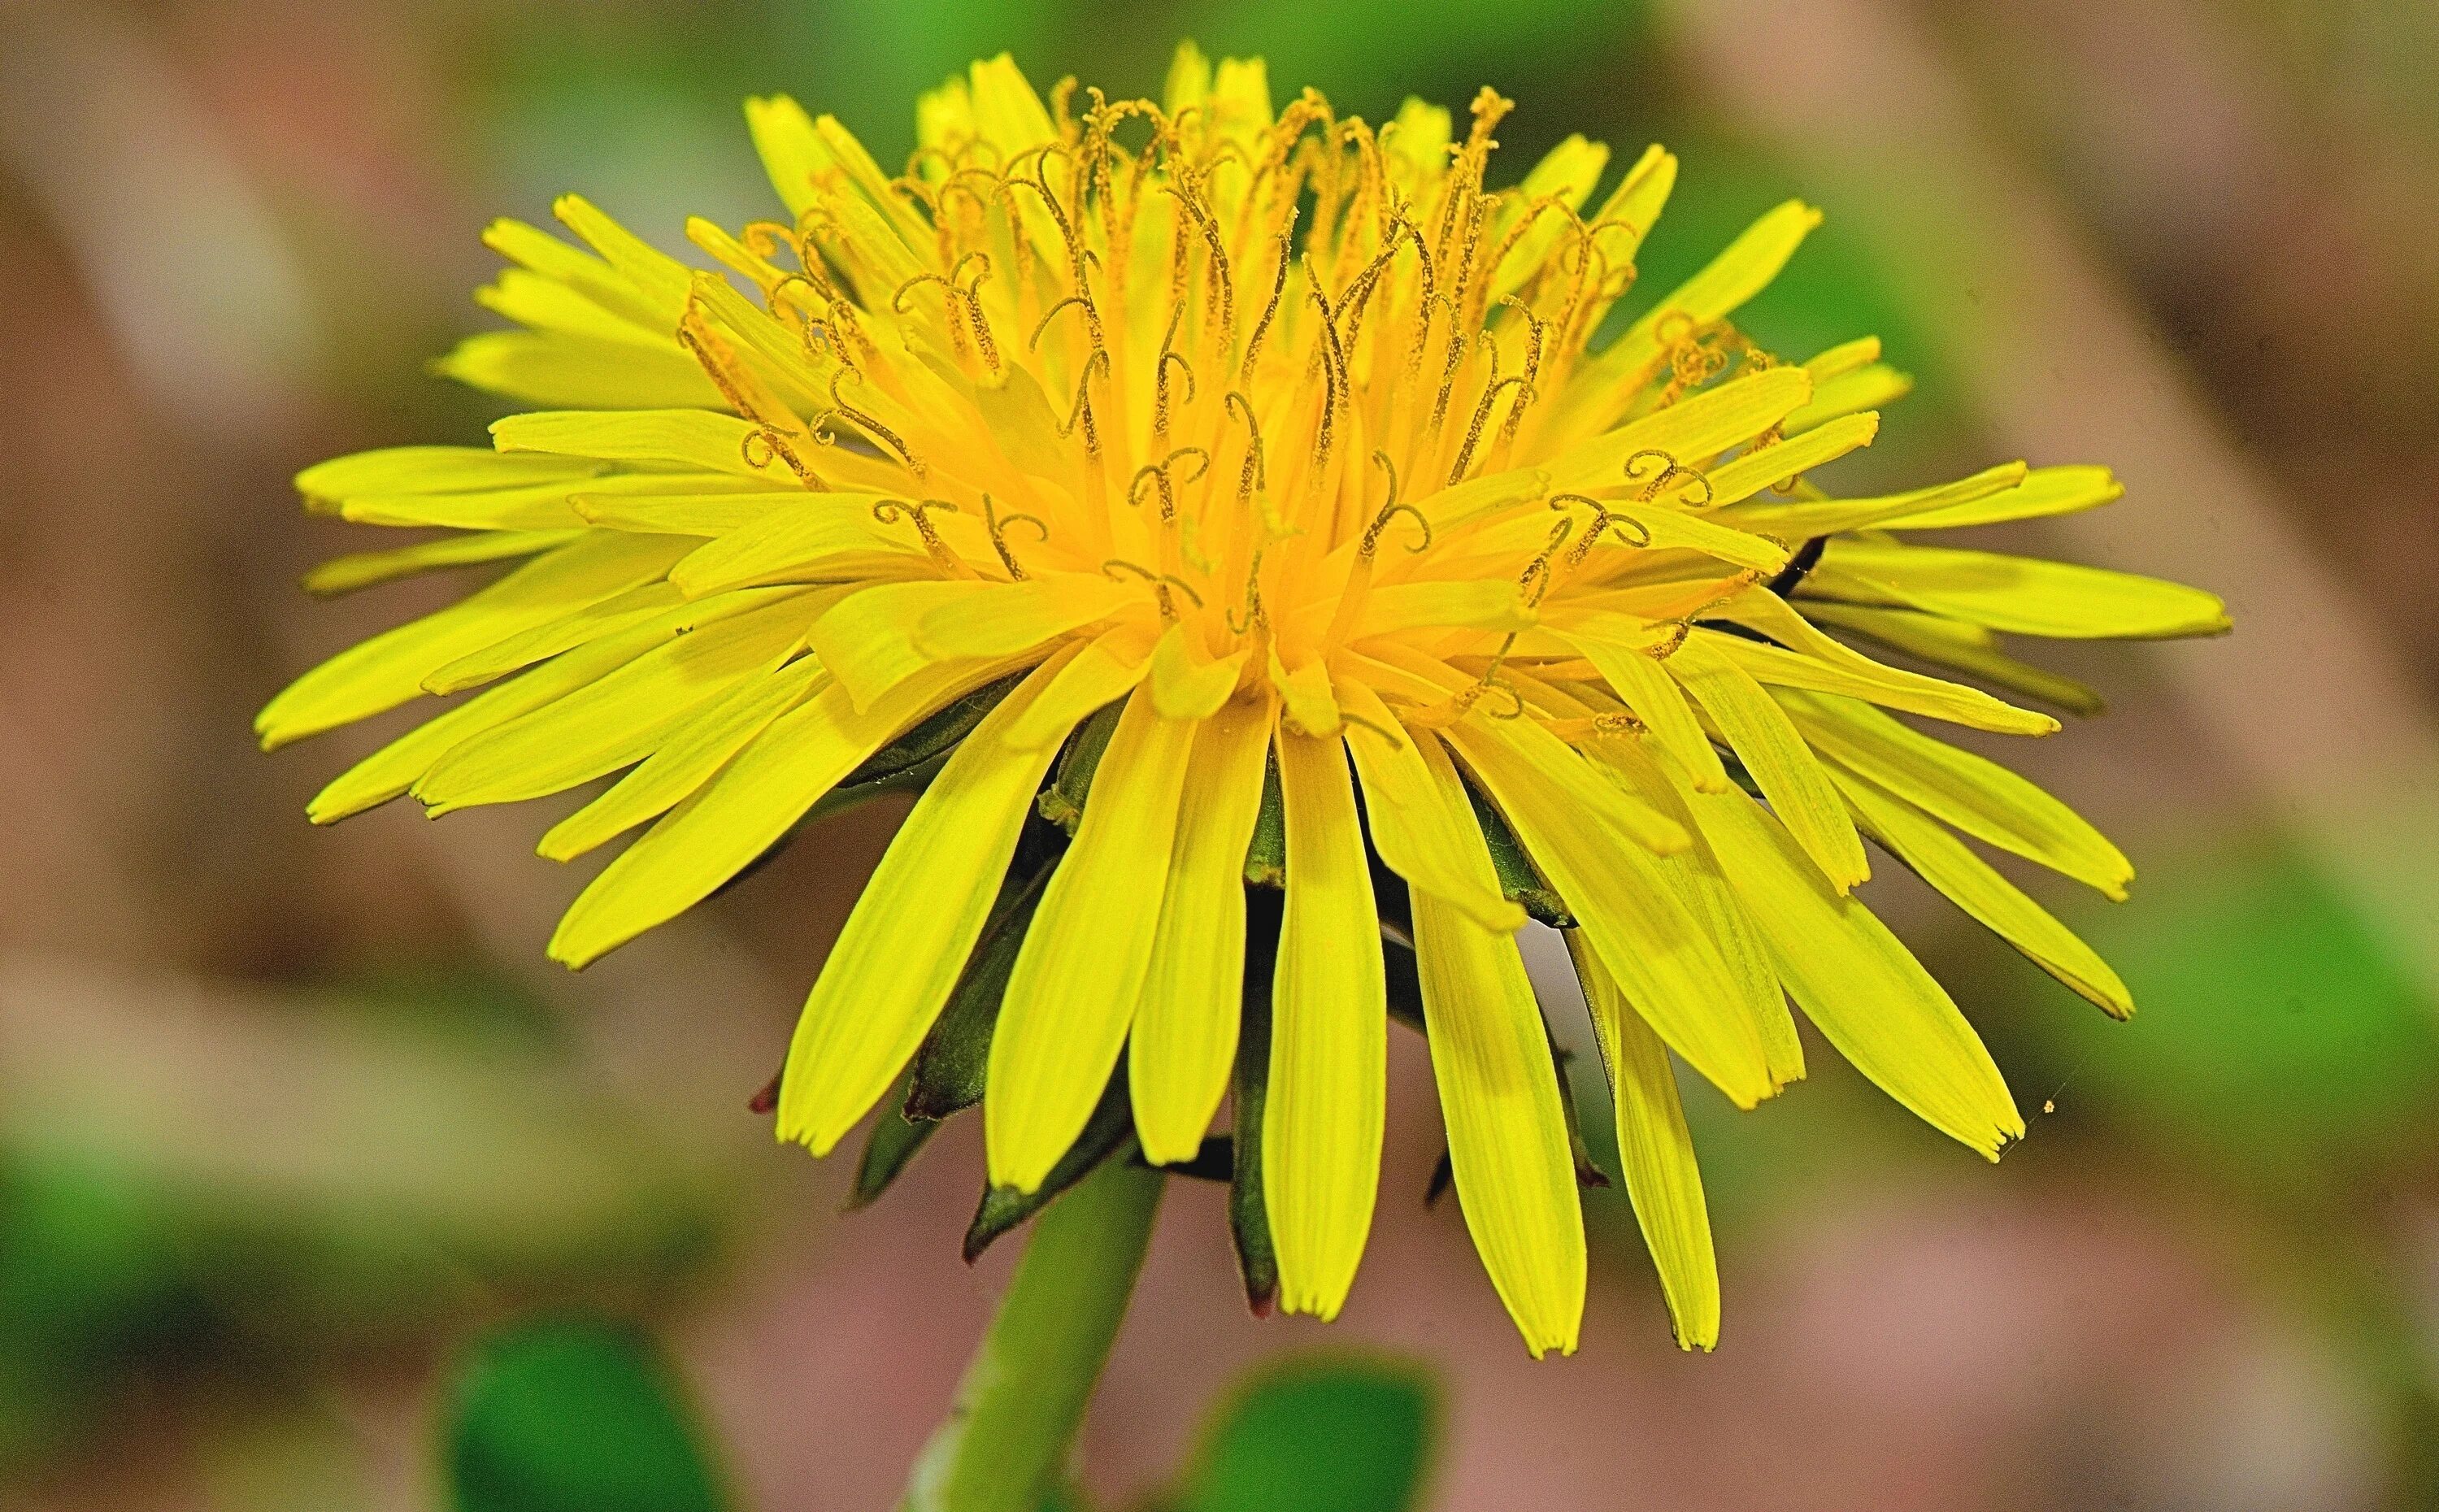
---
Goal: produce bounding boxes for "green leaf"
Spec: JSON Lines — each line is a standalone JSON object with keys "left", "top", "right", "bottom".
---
{"left": 446, "top": 1319, "right": 725, "bottom": 1512}
{"left": 1170, "top": 1356, "right": 1439, "bottom": 1512}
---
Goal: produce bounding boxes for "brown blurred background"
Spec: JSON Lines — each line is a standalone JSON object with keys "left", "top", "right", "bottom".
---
{"left": 4, "top": 0, "right": 2438, "bottom": 1507}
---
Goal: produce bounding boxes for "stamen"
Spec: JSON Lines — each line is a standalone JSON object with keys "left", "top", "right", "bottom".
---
{"left": 1493, "top": 295, "right": 1550, "bottom": 451}
{"left": 1028, "top": 293, "right": 1098, "bottom": 354}
{"left": 1358, "top": 450, "right": 1433, "bottom": 557}
{"left": 1128, "top": 446, "right": 1211, "bottom": 523}
{"left": 892, "top": 271, "right": 970, "bottom": 362}
{"left": 1447, "top": 373, "right": 1526, "bottom": 485}
{"left": 676, "top": 305, "right": 828, "bottom": 489}
{"left": 1427, "top": 297, "right": 1470, "bottom": 436}
{"left": 1238, "top": 215, "right": 1298, "bottom": 385}
{"left": 1304, "top": 264, "right": 1348, "bottom": 471}
{"left": 872, "top": 497, "right": 963, "bottom": 571}
{"left": 1407, "top": 636, "right": 1525, "bottom": 728}
{"left": 1624, "top": 448, "right": 1715, "bottom": 507}
{"left": 1390, "top": 215, "right": 1438, "bottom": 376}
{"left": 1515, "top": 519, "right": 1576, "bottom": 608}
{"left": 1225, "top": 545, "right": 1271, "bottom": 636}
{"left": 1480, "top": 195, "right": 1573, "bottom": 300}
{"left": 1549, "top": 492, "right": 1651, "bottom": 564}
{"left": 1334, "top": 235, "right": 1402, "bottom": 351}
{"left": 1054, "top": 348, "right": 1112, "bottom": 455}
{"left": 1654, "top": 311, "right": 1735, "bottom": 406}
{"left": 1151, "top": 302, "right": 1194, "bottom": 439}
{"left": 1102, "top": 558, "right": 1203, "bottom": 622}
{"left": 1645, "top": 571, "right": 1767, "bottom": 654}
{"left": 828, "top": 368, "right": 927, "bottom": 478}
{"left": 1159, "top": 178, "right": 1234, "bottom": 337}
{"left": 982, "top": 494, "right": 1046, "bottom": 581}
{"left": 953, "top": 251, "right": 1002, "bottom": 372}
{"left": 740, "top": 427, "right": 825, "bottom": 488}
{"left": 1224, "top": 391, "right": 1266, "bottom": 507}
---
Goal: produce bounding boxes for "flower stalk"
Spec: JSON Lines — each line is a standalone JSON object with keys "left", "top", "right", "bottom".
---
{"left": 900, "top": 1154, "right": 1165, "bottom": 1512}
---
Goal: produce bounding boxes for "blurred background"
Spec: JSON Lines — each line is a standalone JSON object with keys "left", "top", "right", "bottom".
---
{"left": 4, "top": 0, "right": 2439, "bottom": 1506}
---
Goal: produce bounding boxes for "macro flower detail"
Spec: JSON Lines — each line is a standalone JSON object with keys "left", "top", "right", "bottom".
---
{"left": 259, "top": 45, "right": 2228, "bottom": 1358}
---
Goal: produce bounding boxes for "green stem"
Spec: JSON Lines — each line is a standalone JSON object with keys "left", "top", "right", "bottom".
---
{"left": 900, "top": 1155, "right": 1165, "bottom": 1512}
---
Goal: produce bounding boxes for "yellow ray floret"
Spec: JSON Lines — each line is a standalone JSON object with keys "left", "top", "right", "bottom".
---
{"left": 261, "top": 44, "right": 2225, "bottom": 1353}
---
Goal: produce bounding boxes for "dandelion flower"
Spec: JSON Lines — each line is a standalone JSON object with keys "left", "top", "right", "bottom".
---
{"left": 261, "top": 46, "right": 2228, "bottom": 1358}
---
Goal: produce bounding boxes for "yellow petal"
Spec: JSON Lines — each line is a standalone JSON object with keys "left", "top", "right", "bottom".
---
{"left": 1412, "top": 875, "right": 1585, "bottom": 1357}
{"left": 1558, "top": 625, "right": 1729, "bottom": 792}
{"left": 294, "top": 445, "right": 603, "bottom": 503}
{"left": 806, "top": 579, "right": 997, "bottom": 710}
{"left": 1161, "top": 40, "right": 1211, "bottom": 114}
{"left": 1271, "top": 648, "right": 1341, "bottom": 736}
{"left": 744, "top": 95, "right": 827, "bottom": 220}
{"left": 1808, "top": 538, "right": 2230, "bottom": 640}
{"left": 420, "top": 582, "right": 684, "bottom": 696}
{"left": 1002, "top": 622, "right": 1159, "bottom": 749}
{"left": 337, "top": 471, "right": 764, "bottom": 532}
{"left": 1691, "top": 613, "right": 2058, "bottom": 736}
{"left": 304, "top": 617, "right": 672, "bottom": 824}
{"left": 1889, "top": 463, "right": 2121, "bottom": 531}
{"left": 1715, "top": 461, "right": 2027, "bottom": 538}
{"left": 476, "top": 265, "right": 661, "bottom": 345}
{"left": 668, "top": 494, "right": 928, "bottom": 596}
{"left": 434, "top": 331, "right": 717, "bottom": 411}
{"left": 1585, "top": 144, "right": 1676, "bottom": 267}
{"left": 1567, "top": 931, "right": 1720, "bottom": 1350}
{"left": 1839, "top": 771, "right": 2133, "bottom": 1019}
{"left": 550, "top": 194, "right": 693, "bottom": 315}
{"left": 1446, "top": 717, "right": 1773, "bottom": 1107}
{"left": 1781, "top": 691, "right": 2132, "bottom": 898}
{"left": 1693, "top": 411, "right": 1879, "bottom": 506}
{"left": 1592, "top": 733, "right": 1805, "bottom": 1090}
{"left": 1541, "top": 366, "right": 1812, "bottom": 494}
{"left": 1783, "top": 364, "right": 1912, "bottom": 436}
{"left": 987, "top": 687, "right": 1202, "bottom": 1192}
{"left": 1800, "top": 602, "right": 2106, "bottom": 717}
{"left": 1148, "top": 623, "right": 1248, "bottom": 721}
{"left": 1579, "top": 199, "right": 1822, "bottom": 409}
{"left": 255, "top": 532, "right": 692, "bottom": 749}
{"left": 537, "top": 655, "right": 828, "bottom": 862}
{"left": 414, "top": 593, "right": 813, "bottom": 814}
{"left": 572, "top": 490, "right": 804, "bottom": 536}
{"left": 490, "top": 409, "right": 800, "bottom": 483}
{"left": 1488, "top": 134, "right": 1609, "bottom": 302}
{"left": 1693, "top": 784, "right": 2024, "bottom": 1158}
{"left": 912, "top": 575, "right": 1135, "bottom": 661}
{"left": 302, "top": 530, "right": 581, "bottom": 597}
{"left": 1354, "top": 579, "right": 1537, "bottom": 639}
{"left": 1666, "top": 635, "right": 1870, "bottom": 891}
{"left": 776, "top": 651, "right": 1087, "bottom": 1155}
{"left": 1132, "top": 693, "right": 1276, "bottom": 1164}
{"left": 482, "top": 216, "right": 666, "bottom": 332}
{"left": 548, "top": 654, "right": 1007, "bottom": 968}
{"left": 1264, "top": 727, "right": 1386, "bottom": 1321}
{"left": 1338, "top": 683, "right": 1524, "bottom": 932}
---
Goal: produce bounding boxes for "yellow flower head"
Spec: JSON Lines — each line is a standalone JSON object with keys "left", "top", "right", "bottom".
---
{"left": 261, "top": 46, "right": 2227, "bottom": 1358}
